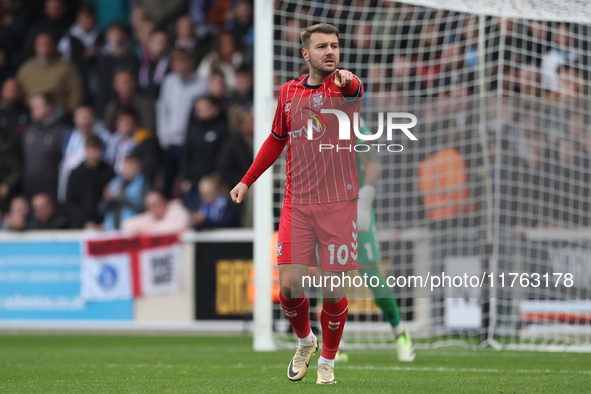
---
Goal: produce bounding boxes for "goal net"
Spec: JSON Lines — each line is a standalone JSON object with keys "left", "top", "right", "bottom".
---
{"left": 264, "top": 0, "right": 591, "bottom": 351}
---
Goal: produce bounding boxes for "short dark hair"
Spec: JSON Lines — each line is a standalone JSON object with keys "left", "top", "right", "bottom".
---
{"left": 113, "top": 67, "right": 136, "bottom": 82}
{"left": 196, "top": 95, "right": 221, "bottom": 109}
{"left": 107, "top": 22, "right": 127, "bottom": 35}
{"left": 75, "top": 104, "right": 94, "bottom": 115}
{"left": 35, "top": 31, "right": 56, "bottom": 46}
{"left": 200, "top": 172, "right": 227, "bottom": 191}
{"left": 236, "top": 64, "right": 252, "bottom": 75}
{"left": 150, "top": 29, "right": 169, "bottom": 40}
{"left": 300, "top": 23, "right": 339, "bottom": 48}
{"left": 558, "top": 61, "right": 579, "bottom": 74}
{"left": 124, "top": 152, "right": 142, "bottom": 165}
{"left": 78, "top": 4, "right": 96, "bottom": 17}
{"left": 171, "top": 47, "right": 194, "bottom": 61}
{"left": 38, "top": 91, "right": 59, "bottom": 107}
{"left": 210, "top": 70, "right": 225, "bottom": 81}
{"left": 146, "top": 189, "right": 168, "bottom": 202}
{"left": 116, "top": 108, "right": 139, "bottom": 122}
{"left": 85, "top": 135, "right": 102, "bottom": 149}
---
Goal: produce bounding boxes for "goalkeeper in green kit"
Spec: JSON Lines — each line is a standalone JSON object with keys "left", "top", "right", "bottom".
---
{"left": 338, "top": 117, "right": 416, "bottom": 362}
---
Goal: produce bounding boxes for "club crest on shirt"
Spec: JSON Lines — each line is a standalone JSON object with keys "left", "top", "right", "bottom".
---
{"left": 277, "top": 242, "right": 283, "bottom": 257}
{"left": 312, "top": 92, "right": 323, "bottom": 108}
{"left": 283, "top": 102, "right": 291, "bottom": 114}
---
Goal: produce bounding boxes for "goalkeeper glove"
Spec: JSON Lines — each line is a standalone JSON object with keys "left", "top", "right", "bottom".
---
{"left": 357, "top": 185, "right": 376, "bottom": 233}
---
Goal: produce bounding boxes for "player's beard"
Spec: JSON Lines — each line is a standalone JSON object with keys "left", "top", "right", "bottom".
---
{"left": 309, "top": 55, "right": 338, "bottom": 77}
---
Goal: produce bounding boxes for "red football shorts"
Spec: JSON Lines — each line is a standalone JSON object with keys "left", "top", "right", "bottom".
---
{"left": 277, "top": 200, "right": 359, "bottom": 272}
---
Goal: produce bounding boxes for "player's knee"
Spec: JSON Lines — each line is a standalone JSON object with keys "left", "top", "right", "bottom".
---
{"left": 322, "top": 286, "right": 345, "bottom": 302}
{"left": 279, "top": 275, "right": 303, "bottom": 300}
{"left": 280, "top": 285, "right": 303, "bottom": 300}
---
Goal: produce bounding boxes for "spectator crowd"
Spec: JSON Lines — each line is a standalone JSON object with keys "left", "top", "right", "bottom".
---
{"left": 1, "top": 0, "right": 590, "bottom": 234}
{"left": 0, "top": 0, "right": 254, "bottom": 233}
{"left": 272, "top": 2, "right": 591, "bottom": 231}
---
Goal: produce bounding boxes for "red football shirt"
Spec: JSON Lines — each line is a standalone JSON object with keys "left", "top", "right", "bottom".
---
{"left": 272, "top": 73, "right": 363, "bottom": 205}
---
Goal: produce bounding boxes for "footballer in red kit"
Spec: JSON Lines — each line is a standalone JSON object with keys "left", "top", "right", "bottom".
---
{"left": 230, "top": 23, "right": 362, "bottom": 384}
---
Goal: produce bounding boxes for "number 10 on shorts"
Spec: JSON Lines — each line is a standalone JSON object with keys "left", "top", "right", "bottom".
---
{"left": 328, "top": 244, "right": 349, "bottom": 265}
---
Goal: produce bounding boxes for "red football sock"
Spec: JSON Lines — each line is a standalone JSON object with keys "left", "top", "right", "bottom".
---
{"left": 279, "top": 291, "right": 311, "bottom": 339}
{"left": 320, "top": 296, "right": 349, "bottom": 359}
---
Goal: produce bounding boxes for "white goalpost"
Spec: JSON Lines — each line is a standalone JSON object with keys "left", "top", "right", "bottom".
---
{"left": 252, "top": 0, "right": 275, "bottom": 351}
{"left": 253, "top": 0, "right": 591, "bottom": 351}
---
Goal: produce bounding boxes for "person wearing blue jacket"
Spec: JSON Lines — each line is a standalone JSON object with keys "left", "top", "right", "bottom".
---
{"left": 101, "top": 152, "right": 149, "bottom": 230}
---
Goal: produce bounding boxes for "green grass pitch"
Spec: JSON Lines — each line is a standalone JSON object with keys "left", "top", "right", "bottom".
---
{"left": 1, "top": 335, "right": 590, "bottom": 392}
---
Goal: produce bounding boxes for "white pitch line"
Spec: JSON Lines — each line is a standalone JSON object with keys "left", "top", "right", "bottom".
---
{"left": 100, "top": 363, "right": 591, "bottom": 375}
{"left": 249, "top": 364, "right": 591, "bottom": 375}
{"left": 336, "top": 365, "right": 591, "bottom": 375}
{"left": 104, "top": 363, "right": 173, "bottom": 369}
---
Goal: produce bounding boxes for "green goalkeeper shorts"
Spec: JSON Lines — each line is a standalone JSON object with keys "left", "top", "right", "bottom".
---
{"left": 357, "top": 210, "right": 381, "bottom": 265}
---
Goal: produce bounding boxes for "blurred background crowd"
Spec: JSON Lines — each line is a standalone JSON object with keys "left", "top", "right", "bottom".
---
{"left": 0, "top": 0, "right": 256, "bottom": 233}
{"left": 273, "top": 2, "right": 591, "bottom": 232}
{"left": 1, "top": 0, "right": 590, "bottom": 234}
